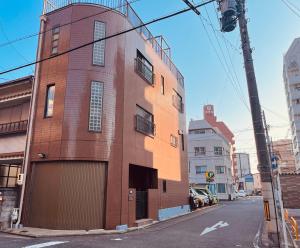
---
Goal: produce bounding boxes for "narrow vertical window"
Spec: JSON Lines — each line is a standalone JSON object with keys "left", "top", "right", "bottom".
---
{"left": 163, "top": 180, "right": 167, "bottom": 193}
{"left": 93, "top": 21, "right": 106, "bottom": 66}
{"left": 160, "top": 76, "right": 165, "bottom": 95}
{"left": 181, "top": 134, "right": 185, "bottom": 151}
{"left": 89, "top": 81, "right": 104, "bottom": 132}
{"left": 45, "top": 85, "right": 55, "bottom": 118}
{"left": 51, "top": 26, "right": 60, "bottom": 54}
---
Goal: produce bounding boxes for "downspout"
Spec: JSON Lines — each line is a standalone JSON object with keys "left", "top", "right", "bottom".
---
{"left": 16, "top": 14, "right": 47, "bottom": 227}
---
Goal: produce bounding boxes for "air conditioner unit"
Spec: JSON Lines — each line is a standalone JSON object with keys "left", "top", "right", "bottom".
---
{"left": 17, "top": 174, "right": 24, "bottom": 186}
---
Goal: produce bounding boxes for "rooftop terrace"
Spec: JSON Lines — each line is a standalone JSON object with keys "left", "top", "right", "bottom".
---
{"left": 43, "top": 0, "right": 184, "bottom": 88}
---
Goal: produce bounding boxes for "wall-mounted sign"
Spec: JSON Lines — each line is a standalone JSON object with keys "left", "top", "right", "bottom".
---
{"left": 205, "top": 171, "right": 215, "bottom": 182}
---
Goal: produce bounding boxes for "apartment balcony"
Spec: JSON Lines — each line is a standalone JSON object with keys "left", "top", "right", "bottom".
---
{"left": 43, "top": 0, "right": 184, "bottom": 88}
{"left": 172, "top": 95, "right": 184, "bottom": 113}
{"left": 135, "top": 58, "right": 155, "bottom": 85}
{"left": 0, "top": 120, "right": 28, "bottom": 136}
{"left": 135, "top": 115, "right": 155, "bottom": 136}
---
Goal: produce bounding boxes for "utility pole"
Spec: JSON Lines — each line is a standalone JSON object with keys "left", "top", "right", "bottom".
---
{"left": 237, "top": 0, "right": 279, "bottom": 246}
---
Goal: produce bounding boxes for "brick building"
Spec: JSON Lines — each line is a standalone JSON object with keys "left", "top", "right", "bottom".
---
{"left": 8, "top": 0, "right": 189, "bottom": 230}
{"left": 0, "top": 76, "right": 33, "bottom": 228}
{"left": 272, "top": 139, "right": 296, "bottom": 173}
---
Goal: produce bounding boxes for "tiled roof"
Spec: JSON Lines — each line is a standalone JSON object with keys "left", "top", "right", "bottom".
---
{"left": 0, "top": 152, "right": 24, "bottom": 159}
{"left": 0, "top": 90, "right": 31, "bottom": 102}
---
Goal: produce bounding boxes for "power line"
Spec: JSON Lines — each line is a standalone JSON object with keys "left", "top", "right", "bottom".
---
{"left": 198, "top": 7, "right": 250, "bottom": 112}
{"left": 0, "top": 0, "right": 216, "bottom": 76}
{"left": 281, "top": 0, "right": 300, "bottom": 18}
{"left": 0, "top": 0, "right": 141, "bottom": 49}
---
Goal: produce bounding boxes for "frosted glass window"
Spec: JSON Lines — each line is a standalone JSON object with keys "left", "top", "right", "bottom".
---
{"left": 93, "top": 21, "right": 106, "bottom": 65}
{"left": 89, "top": 81, "right": 104, "bottom": 132}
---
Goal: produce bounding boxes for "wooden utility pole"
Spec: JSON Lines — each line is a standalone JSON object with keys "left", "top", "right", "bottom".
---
{"left": 238, "top": 0, "right": 279, "bottom": 246}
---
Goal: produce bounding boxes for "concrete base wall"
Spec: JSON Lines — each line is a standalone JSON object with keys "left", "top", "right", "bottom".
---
{"left": 158, "top": 205, "right": 190, "bottom": 221}
{"left": 0, "top": 189, "right": 18, "bottom": 229}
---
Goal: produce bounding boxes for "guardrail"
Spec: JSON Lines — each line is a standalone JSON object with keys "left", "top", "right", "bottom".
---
{"left": 0, "top": 120, "right": 28, "bottom": 136}
{"left": 43, "top": 0, "right": 184, "bottom": 88}
{"left": 290, "top": 217, "right": 299, "bottom": 240}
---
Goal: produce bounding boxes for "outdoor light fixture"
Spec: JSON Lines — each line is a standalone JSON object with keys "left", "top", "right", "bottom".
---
{"left": 37, "top": 153, "right": 46, "bottom": 159}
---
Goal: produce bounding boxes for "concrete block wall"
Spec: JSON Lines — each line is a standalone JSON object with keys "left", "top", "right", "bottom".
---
{"left": 0, "top": 189, "right": 18, "bottom": 229}
{"left": 280, "top": 173, "right": 300, "bottom": 209}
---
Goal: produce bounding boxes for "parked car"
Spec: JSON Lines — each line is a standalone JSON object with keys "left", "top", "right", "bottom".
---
{"left": 237, "top": 190, "right": 247, "bottom": 197}
{"left": 189, "top": 188, "right": 207, "bottom": 208}
{"left": 193, "top": 188, "right": 218, "bottom": 205}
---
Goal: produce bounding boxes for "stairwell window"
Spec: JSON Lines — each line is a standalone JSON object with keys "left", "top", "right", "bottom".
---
{"left": 89, "top": 81, "right": 104, "bottom": 132}
{"left": 44, "top": 85, "right": 55, "bottom": 118}
{"left": 51, "top": 26, "right": 60, "bottom": 55}
{"left": 163, "top": 180, "right": 167, "bottom": 193}
{"left": 93, "top": 21, "right": 106, "bottom": 66}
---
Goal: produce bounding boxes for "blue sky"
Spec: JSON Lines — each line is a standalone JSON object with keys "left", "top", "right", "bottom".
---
{"left": 1, "top": 0, "right": 300, "bottom": 170}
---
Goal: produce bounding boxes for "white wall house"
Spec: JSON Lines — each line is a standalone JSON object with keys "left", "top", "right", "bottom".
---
{"left": 235, "top": 153, "right": 252, "bottom": 192}
{"left": 188, "top": 119, "right": 234, "bottom": 200}
{"left": 283, "top": 38, "right": 300, "bottom": 171}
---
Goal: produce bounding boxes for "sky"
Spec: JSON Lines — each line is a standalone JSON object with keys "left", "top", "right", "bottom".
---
{"left": 1, "top": 0, "right": 300, "bottom": 172}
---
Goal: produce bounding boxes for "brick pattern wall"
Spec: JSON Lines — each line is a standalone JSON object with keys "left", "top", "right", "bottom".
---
{"left": 280, "top": 174, "right": 300, "bottom": 209}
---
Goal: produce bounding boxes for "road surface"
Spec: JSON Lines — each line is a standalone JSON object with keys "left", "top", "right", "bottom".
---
{"left": 0, "top": 197, "right": 263, "bottom": 248}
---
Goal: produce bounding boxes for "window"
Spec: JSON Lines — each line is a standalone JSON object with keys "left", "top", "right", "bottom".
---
{"left": 93, "top": 21, "right": 106, "bottom": 66}
{"left": 160, "top": 76, "right": 165, "bottom": 95}
{"left": 217, "top": 183, "right": 226, "bottom": 193}
{"left": 135, "top": 105, "right": 155, "bottom": 136}
{"left": 45, "top": 85, "right": 55, "bottom": 118}
{"left": 216, "top": 166, "right": 225, "bottom": 174}
{"left": 51, "top": 26, "right": 60, "bottom": 55}
{"left": 189, "top": 129, "right": 206, "bottom": 134}
{"left": 89, "top": 81, "right": 104, "bottom": 132}
{"left": 180, "top": 133, "right": 185, "bottom": 151}
{"left": 214, "top": 146, "right": 223, "bottom": 155}
{"left": 172, "top": 90, "right": 184, "bottom": 113}
{"left": 195, "top": 166, "right": 207, "bottom": 174}
{"left": 170, "top": 134, "right": 178, "bottom": 147}
{"left": 162, "top": 180, "right": 167, "bottom": 193}
{"left": 0, "top": 164, "right": 21, "bottom": 188}
{"left": 194, "top": 147, "right": 206, "bottom": 156}
{"left": 135, "top": 50, "right": 154, "bottom": 85}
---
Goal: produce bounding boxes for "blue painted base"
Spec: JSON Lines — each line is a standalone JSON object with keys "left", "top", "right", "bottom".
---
{"left": 116, "top": 224, "right": 128, "bottom": 231}
{"left": 158, "top": 205, "right": 190, "bottom": 221}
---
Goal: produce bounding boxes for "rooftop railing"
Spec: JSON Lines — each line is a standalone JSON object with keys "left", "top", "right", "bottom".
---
{"left": 43, "top": 0, "right": 184, "bottom": 88}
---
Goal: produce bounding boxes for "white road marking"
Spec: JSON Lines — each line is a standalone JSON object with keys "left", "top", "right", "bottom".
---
{"left": 253, "top": 221, "right": 262, "bottom": 248}
{"left": 23, "top": 241, "right": 69, "bottom": 248}
{"left": 111, "top": 238, "right": 123, "bottom": 241}
{"left": 200, "top": 221, "right": 229, "bottom": 236}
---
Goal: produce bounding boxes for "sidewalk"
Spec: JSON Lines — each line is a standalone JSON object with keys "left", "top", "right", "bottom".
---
{"left": 1, "top": 204, "right": 221, "bottom": 238}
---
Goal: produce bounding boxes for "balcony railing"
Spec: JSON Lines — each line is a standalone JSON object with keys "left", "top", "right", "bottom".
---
{"left": 172, "top": 95, "right": 184, "bottom": 113}
{"left": 43, "top": 0, "right": 184, "bottom": 88}
{"left": 135, "top": 115, "right": 155, "bottom": 136}
{"left": 0, "top": 120, "right": 28, "bottom": 136}
{"left": 135, "top": 58, "right": 155, "bottom": 85}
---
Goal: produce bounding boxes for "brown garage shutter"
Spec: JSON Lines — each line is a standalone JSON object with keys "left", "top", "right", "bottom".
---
{"left": 24, "top": 161, "right": 107, "bottom": 230}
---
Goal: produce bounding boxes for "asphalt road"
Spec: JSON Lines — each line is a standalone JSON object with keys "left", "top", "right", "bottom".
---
{"left": 0, "top": 197, "right": 263, "bottom": 248}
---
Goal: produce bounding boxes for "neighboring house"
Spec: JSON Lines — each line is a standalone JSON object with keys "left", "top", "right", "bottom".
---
{"left": 188, "top": 119, "right": 234, "bottom": 200}
{"left": 272, "top": 139, "right": 296, "bottom": 173}
{"left": 234, "top": 153, "right": 252, "bottom": 192}
{"left": 14, "top": 0, "right": 189, "bottom": 231}
{"left": 283, "top": 38, "right": 300, "bottom": 171}
{"left": 0, "top": 76, "right": 33, "bottom": 228}
{"left": 253, "top": 173, "right": 262, "bottom": 192}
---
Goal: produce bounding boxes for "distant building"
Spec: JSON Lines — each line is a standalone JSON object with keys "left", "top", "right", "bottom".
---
{"left": 283, "top": 38, "right": 300, "bottom": 171}
{"left": 188, "top": 107, "right": 235, "bottom": 200}
{"left": 253, "top": 173, "right": 262, "bottom": 192}
{"left": 203, "top": 105, "right": 238, "bottom": 182}
{"left": 0, "top": 76, "right": 33, "bottom": 228}
{"left": 272, "top": 139, "right": 296, "bottom": 173}
{"left": 234, "top": 153, "right": 251, "bottom": 191}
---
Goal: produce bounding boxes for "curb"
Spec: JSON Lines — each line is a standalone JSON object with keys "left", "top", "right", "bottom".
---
{"left": 0, "top": 204, "right": 222, "bottom": 238}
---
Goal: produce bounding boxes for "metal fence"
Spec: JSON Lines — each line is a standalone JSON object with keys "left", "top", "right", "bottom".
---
{"left": 43, "top": 0, "right": 184, "bottom": 88}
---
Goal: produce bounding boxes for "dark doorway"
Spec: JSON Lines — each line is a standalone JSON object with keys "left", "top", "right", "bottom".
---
{"left": 136, "top": 191, "right": 148, "bottom": 219}
{"left": 129, "top": 164, "right": 158, "bottom": 220}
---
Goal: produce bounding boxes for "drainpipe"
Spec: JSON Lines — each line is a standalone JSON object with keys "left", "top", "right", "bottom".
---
{"left": 15, "top": 15, "right": 47, "bottom": 227}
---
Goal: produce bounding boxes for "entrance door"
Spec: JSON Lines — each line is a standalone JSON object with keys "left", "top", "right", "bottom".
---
{"left": 136, "top": 191, "right": 148, "bottom": 219}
